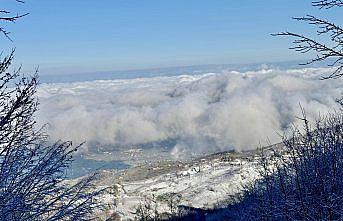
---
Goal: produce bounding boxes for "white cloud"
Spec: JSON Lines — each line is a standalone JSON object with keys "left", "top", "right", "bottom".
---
{"left": 37, "top": 67, "right": 343, "bottom": 157}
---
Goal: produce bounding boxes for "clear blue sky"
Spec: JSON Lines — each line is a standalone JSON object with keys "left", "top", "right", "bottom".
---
{"left": 1, "top": 0, "right": 342, "bottom": 75}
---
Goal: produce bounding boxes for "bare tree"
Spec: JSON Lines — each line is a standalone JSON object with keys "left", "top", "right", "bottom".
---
{"left": 227, "top": 112, "right": 343, "bottom": 220}
{"left": 276, "top": 1, "right": 343, "bottom": 80}
{"left": 0, "top": 1, "right": 104, "bottom": 220}
{"left": 224, "top": 1, "right": 343, "bottom": 220}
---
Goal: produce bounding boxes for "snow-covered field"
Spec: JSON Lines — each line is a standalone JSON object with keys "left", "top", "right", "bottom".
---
{"left": 91, "top": 148, "right": 274, "bottom": 220}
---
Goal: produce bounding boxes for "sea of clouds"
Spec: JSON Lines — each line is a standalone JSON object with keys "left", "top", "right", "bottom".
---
{"left": 37, "top": 67, "right": 343, "bottom": 158}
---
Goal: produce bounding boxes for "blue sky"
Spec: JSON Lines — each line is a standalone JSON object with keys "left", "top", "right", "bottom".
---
{"left": 1, "top": 0, "right": 342, "bottom": 75}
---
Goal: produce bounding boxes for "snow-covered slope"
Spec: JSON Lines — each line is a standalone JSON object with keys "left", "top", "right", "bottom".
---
{"left": 93, "top": 149, "right": 264, "bottom": 220}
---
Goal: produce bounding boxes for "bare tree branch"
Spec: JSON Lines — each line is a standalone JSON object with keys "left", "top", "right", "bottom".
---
{"left": 275, "top": 7, "right": 343, "bottom": 80}
{"left": 313, "top": 0, "right": 343, "bottom": 8}
{"left": 0, "top": 0, "right": 28, "bottom": 41}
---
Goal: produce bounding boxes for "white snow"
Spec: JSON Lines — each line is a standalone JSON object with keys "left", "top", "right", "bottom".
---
{"left": 96, "top": 153, "right": 259, "bottom": 220}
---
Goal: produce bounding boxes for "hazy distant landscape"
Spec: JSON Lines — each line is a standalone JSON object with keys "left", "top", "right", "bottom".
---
{"left": 38, "top": 61, "right": 322, "bottom": 84}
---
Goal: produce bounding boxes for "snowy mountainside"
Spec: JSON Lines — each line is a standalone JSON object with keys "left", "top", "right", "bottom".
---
{"left": 91, "top": 146, "right": 281, "bottom": 220}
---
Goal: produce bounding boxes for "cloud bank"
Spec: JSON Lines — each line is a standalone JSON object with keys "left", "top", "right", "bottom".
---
{"left": 37, "top": 67, "right": 342, "bottom": 157}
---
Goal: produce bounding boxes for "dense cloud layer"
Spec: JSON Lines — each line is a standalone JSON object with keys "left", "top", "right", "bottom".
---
{"left": 37, "top": 68, "right": 342, "bottom": 157}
